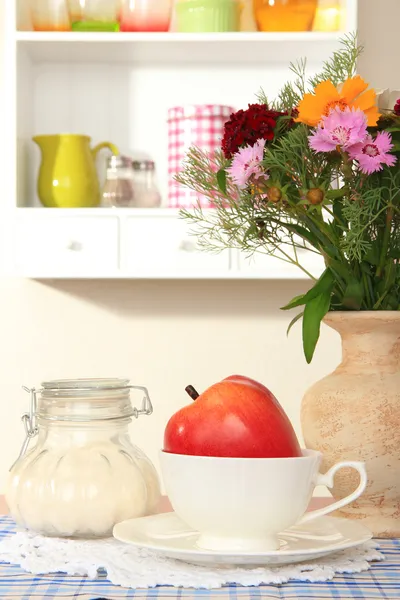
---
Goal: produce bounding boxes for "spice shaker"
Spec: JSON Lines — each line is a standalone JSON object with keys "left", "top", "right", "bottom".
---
{"left": 102, "top": 155, "right": 136, "bottom": 207}
{"left": 132, "top": 160, "right": 162, "bottom": 208}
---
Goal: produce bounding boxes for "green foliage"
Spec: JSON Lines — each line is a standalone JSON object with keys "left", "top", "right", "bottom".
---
{"left": 216, "top": 168, "right": 227, "bottom": 194}
{"left": 176, "top": 35, "right": 400, "bottom": 362}
{"left": 282, "top": 270, "right": 335, "bottom": 361}
{"left": 286, "top": 311, "right": 304, "bottom": 336}
{"left": 281, "top": 270, "right": 335, "bottom": 310}
{"left": 272, "top": 58, "right": 307, "bottom": 112}
{"left": 272, "top": 33, "right": 361, "bottom": 112}
{"left": 303, "top": 284, "right": 333, "bottom": 363}
{"left": 308, "top": 33, "right": 362, "bottom": 88}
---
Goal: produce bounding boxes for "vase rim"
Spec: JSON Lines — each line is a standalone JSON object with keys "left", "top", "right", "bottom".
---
{"left": 324, "top": 311, "right": 400, "bottom": 323}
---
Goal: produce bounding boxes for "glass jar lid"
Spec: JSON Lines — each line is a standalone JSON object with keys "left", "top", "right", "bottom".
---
{"left": 23, "top": 378, "right": 153, "bottom": 424}
{"left": 132, "top": 160, "right": 155, "bottom": 171}
{"left": 107, "top": 155, "right": 133, "bottom": 170}
{"left": 41, "top": 377, "right": 130, "bottom": 397}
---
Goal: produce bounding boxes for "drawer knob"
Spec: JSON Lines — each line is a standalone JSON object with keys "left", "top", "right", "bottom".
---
{"left": 66, "top": 240, "right": 83, "bottom": 252}
{"left": 179, "top": 240, "right": 197, "bottom": 253}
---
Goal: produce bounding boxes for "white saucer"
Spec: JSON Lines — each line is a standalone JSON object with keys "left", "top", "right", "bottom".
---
{"left": 113, "top": 512, "right": 373, "bottom": 566}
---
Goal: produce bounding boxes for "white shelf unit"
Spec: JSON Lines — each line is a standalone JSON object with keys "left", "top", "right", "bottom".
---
{"left": 3, "top": 0, "right": 357, "bottom": 280}
{"left": 14, "top": 30, "right": 347, "bottom": 63}
{"left": 12, "top": 207, "right": 325, "bottom": 279}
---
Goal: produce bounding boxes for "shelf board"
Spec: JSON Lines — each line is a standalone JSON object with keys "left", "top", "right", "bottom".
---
{"left": 15, "top": 31, "right": 346, "bottom": 64}
{"left": 14, "top": 207, "right": 219, "bottom": 219}
{"left": 17, "top": 270, "right": 310, "bottom": 281}
{"left": 15, "top": 206, "right": 183, "bottom": 218}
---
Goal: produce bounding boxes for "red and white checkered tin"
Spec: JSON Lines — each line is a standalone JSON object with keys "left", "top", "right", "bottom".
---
{"left": 167, "top": 104, "right": 234, "bottom": 208}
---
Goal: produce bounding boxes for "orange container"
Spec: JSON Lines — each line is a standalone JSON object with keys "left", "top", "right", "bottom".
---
{"left": 253, "top": 0, "right": 318, "bottom": 32}
{"left": 31, "top": 0, "right": 71, "bottom": 31}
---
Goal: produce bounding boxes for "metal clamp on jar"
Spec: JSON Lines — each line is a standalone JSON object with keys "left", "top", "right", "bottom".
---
{"left": 7, "top": 379, "right": 161, "bottom": 538}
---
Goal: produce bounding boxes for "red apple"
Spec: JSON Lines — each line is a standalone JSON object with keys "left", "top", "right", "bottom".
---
{"left": 224, "top": 374, "right": 283, "bottom": 402}
{"left": 224, "top": 374, "right": 287, "bottom": 416}
{"left": 224, "top": 374, "right": 301, "bottom": 450}
{"left": 164, "top": 377, "right": 301, "bottom": 458}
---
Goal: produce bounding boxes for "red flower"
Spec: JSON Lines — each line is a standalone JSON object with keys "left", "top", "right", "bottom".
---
{"left": 222, "top": 103, "right": 290, "bottom": 159}
{"left": 394, "top": 98, "right": 400, "bottom": 116}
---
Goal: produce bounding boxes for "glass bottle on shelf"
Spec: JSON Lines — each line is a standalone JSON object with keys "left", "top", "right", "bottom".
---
{"left": 68, "top": 0, "right": 120, "bottom": 31}
{"left": 31, "top": 0, "right": 71, "bottom": 32}
{"left": 313, "top": 0, "right": 341, "bottom": 32}
{"left": 253, "top": 0, "right": 318, "bottom": 32}
{"left": 102, "top": 155, "right": 136, "bottom": 207}
{"left": 131, "top": 160, "right": 162, "bottom": 208}
{"left": 119, "top": 0, "right": 173, "bottom": 32}
{"left": 6, "top": 379, "right": 161, "bottom": 538}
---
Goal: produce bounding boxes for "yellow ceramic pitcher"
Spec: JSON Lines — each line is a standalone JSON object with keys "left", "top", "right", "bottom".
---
{"left": 33, "top": 134, "right": 119, "bottom": 208}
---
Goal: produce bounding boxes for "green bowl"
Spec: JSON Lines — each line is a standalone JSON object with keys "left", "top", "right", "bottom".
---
{"left": 176, "top": 0, "right": 240, "bottom": 33}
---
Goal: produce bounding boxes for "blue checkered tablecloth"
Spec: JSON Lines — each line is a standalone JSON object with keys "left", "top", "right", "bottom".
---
{"left": 0, "top": 516, "right": 399, "bottom": 600}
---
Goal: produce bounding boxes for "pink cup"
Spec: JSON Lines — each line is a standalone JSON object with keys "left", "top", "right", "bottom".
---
{"left": 119, "top": 0, "right": 173, "bottom": 32}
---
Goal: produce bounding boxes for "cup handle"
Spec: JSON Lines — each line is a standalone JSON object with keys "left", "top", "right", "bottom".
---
{"left": 92, "top": 141, "right": 119, "bottom": 159}
{"left": 298, "top": 461, "right": 367, "bottom": 524}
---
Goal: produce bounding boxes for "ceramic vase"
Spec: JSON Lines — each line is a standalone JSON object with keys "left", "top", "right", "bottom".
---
{"left": 301, "top": 311, "right": 400, "bottom": 537}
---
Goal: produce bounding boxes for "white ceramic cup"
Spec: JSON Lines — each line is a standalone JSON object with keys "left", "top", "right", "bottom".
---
{"left": 159, "top": 449, "right": 367, "bottom": 552}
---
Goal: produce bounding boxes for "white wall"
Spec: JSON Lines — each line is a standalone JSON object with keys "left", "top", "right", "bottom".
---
{"left": 0, "top": 278, "right": 340, "bottom": 491}
{"left": 0, "top": 1, "right": 398, "bottom": 492}
{"left": 357, "top": 0, "right": 400, "bottom": 90}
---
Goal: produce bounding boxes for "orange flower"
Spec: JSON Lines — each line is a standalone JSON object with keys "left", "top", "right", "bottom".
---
{"left": 296, "top": 76, "right": 380, "bottom": 127}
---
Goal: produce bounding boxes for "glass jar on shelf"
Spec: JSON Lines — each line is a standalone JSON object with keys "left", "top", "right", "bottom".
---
{"left": 119, "top": 0, "right": 173, "bottom": 32}
{"left": 102, "top": 155, "right": 136, "bottom": 207}
{"left": 6, "top": 379, "right": 161, "bottom": 538}
{"left": 31, "top": 0, "right": 71, "bottom": 32}
{"left": 131, "top": 160, "right": 162, "bottom": 208}
{"left": 68, "top": 0, "right": 120, "bottom": 31}
{"left": 253, "top": 0, "right": 318, "bottom": 32}
{"left": 175, "top": 0, "right": 241, "bottom": 33}
{"left": 313, "top": 0, "right": 341, "bottom": 32}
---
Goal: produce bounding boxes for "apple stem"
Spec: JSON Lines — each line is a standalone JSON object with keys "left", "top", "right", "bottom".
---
{"left": 185, "top": 385, "right": 200, "bottom": 401}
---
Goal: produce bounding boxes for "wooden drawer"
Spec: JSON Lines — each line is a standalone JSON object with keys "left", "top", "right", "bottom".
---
{"left": 122, "top": 217, "right": 230, "bottom": 276}
{"left": 14, "top": 215, "right": 119, "bottom": 275}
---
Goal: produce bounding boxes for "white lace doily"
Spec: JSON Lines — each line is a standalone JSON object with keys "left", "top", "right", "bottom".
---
{"left": 0, "top": 529, "right": 384, "bottom": 589}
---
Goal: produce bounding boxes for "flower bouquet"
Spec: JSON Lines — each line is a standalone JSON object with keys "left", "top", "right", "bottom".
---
{"left": 176, "top": 35, "right": 400, "bottom": 363}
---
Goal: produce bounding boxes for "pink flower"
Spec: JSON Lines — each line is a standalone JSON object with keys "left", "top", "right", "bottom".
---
{"left": 227, "top": 138, "right": 268, "bottom": 188}
{"left": 349, "top": 131, "right": 397, "bottom": 175}
{"left": 309, "top": 107, "right": 368, "bottom": 153}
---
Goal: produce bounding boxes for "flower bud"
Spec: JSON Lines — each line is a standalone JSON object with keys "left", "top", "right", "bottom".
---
{"left": 306, "top": 188, "right": 324, "bottom": 205}
{"left": 267, "top": 186, "right": 282, "bottom": 203}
